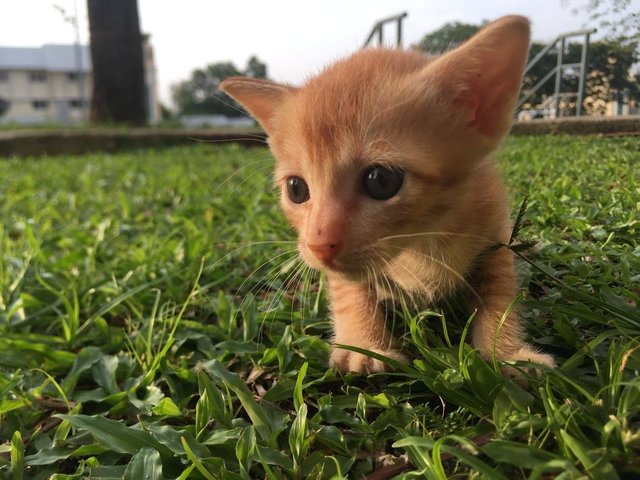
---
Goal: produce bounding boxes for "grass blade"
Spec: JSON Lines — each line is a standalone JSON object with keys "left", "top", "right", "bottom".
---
{"left": 123, "top": 447, "right": 163, "bottom": 480}
{"left": 203, "top": 360, "right": 273, "bottom": 442}
{"left": 57, "top": 414, "right": 173, "bottom": 460}
{"left": 11, "top": 430, "right": 24, "bottom": 480}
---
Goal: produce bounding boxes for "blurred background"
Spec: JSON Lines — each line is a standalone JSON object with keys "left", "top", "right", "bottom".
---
{"left": 0, "top": 0, "right": 638, "bottom": 127}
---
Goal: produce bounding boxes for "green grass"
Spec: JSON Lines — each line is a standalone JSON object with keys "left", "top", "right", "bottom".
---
{"left": 0, "top": 136, "right": 638, "bottom": 479}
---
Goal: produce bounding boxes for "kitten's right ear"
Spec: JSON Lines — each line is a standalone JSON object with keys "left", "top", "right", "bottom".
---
{"left": 220, "top": 77, "right": 293, "bottom": 132}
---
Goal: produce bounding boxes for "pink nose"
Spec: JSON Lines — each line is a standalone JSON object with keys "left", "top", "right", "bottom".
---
{"left": 307, "top": 242, "right": 342, "bottom": 263}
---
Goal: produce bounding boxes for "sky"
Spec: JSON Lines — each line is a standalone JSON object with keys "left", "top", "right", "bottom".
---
{"left": 1, "top": 0, "right": 636, "bottom": 108}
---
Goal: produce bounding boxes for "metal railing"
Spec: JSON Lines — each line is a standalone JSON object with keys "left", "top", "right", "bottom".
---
{"left": 363, "top": 12, "right": 408, "bottom": 48}
{"left": 517, "top": 28, "right": 596, "bottom": 117}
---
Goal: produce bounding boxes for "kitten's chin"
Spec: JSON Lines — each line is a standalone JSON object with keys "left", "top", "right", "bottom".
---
{"left": 325, "top": 264, "right": 367, "bottom": 281}
{"left": 302, "top": 255, "right": 371, "bottom": 281}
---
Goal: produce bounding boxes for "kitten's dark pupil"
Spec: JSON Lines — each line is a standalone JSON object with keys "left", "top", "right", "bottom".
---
{"left": 362, "top": 166, "right": 404, "bottom": 200}
{"left": 286, "top": 176, "right": 309, "bottom": 204}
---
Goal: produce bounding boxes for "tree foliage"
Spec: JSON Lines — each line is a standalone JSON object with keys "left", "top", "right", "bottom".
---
{"left": 172, "top": 56, "right": 267, "bottom": 116}
{"left": 522, "top": 40, "right": 639, "bottom": 114}
{"left": 414, "top": 21, "right": 481, "bottom": 53}
{"left": 561, "top": 0, "right": 640, "bottom": 45}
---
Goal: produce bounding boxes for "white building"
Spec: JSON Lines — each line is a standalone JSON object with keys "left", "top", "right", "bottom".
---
{"left": 0, "top": 39, "right": 160, "bottom": 125}
{"left": 141, "top": 34, "right": 161, "bottom": 125}
{"left": 0, "top": 44, "right": 91, "bottom": 125}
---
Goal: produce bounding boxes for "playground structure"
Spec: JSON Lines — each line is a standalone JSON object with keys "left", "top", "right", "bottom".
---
{"left": 363, "top": 12, "right": 408, "bottom": 48}
{"left": 517, "top": 28, "right": 596, "bottom": 118}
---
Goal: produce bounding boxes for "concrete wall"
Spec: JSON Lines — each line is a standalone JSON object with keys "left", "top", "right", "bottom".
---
{"left": 179, "top": 114, "right": 255, "bottom": 128}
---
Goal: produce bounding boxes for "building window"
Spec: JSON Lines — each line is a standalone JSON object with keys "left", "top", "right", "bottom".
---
{"left": 66, "top": 72, "right": 80, "bottom": 82}
{"left": 29, "top": 71, "right": 47, "bottom": 83}
{"left": 69, "top": 99, "right": 86, "bottom": 109}
{"left": 32, "top": 100, "right": 49, "bottom": 110}
{"left": 0, "top": 71, "right": 8, "bottom": 82}
{"left": 0, "top": 98, "right": 10, "bottom": 115}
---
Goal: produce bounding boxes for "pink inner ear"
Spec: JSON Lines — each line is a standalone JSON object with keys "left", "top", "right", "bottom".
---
{"left": 455, "top": 90, "right": 480, "bottom": 128}
{"left": 220, "top": 77, "right": 292, "bottom": 133}
{"left": 440, "top": 59, "right": 524, "bottom": 137}
{"left": 472, "top": 73, "right": 522, "bottom": 136}
{"left": 428, "top": 17, "right": 530, "bottom": 139}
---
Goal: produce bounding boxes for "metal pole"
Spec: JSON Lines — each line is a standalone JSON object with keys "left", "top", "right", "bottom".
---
{"left": 554, "top": 37, "right": 565, "bottom": 118}
{"left": 363, "top": 30, "right": 375, "bottom": 48}
{"left": 55, "top": 1, "right": 86, "bottom": 123}
{"left": 72, "top": 2, "right": 86, "bottom": 122}
{"left": 576, "top": 32, "right": 590, "bottom": 116}
{"left": 363, "top": 13, "right": 408, "bottom": 48}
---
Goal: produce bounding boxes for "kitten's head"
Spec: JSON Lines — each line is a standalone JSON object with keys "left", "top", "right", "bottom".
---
{"left": 221, "top": 16, "right": 529, "bottom": 278}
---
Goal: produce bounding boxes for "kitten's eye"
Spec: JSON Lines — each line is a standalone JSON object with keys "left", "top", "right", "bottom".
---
{"left": 286, "top": 176, "right": 310, "bottom": 204}
{"left": 362, "top": 165, "right": 404, "bottom": 200}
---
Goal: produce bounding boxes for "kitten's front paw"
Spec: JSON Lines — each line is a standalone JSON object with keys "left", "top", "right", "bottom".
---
{"left": 330, "top": 345, "right": 408, "bottom": 374}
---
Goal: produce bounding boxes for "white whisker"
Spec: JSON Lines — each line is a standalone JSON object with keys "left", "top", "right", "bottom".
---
{"left": 188, "top": 136, "right": 268, "bottom": 146}
{"left": 377, "top": 255, "right": 417, "bottom": 350}
{"left": 216, "top": 158, "right": 274, "bottom": 191}
{"left": 376, "top": 231, "right": 497, "bottom": 244}
{"left": 191, "top": 81, "right": 254, "bottom": 118}
{"left": 262, "top": 257, "right": 307, "bottom": 338}
{"left": 227, "top": 163, "right": 275, "bottom": 197}
{"left": 236, "top": 249, "right": 302, "bottom": 332}
{"left": 251, "top": 254, "right": 305, "bottom": 342}
{"left": 205, "top": 241, "right": 297, "bottom": 279}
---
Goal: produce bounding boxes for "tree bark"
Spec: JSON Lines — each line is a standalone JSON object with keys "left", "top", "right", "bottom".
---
{"left": 87, "top": 0, "right": 146, "bottom": 125}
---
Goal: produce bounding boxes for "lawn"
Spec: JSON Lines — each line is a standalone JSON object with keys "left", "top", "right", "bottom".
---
{"left": 0, "top": 135, "right": 638, "bottom": 479}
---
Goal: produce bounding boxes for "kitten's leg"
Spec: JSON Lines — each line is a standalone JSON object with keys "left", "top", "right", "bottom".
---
{"left": 328, "top": 277, "right": 407, "bottom": 373}
{"left": 471, "top": 247, "right": 555, "bottom": 373}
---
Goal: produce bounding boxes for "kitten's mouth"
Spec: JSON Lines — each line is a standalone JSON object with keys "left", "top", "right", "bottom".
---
{"left": 316, "top": 253, "right": 380, "bottom": 280}
{"left": 302, "top": 243, "right": 387, "bottom": 279}
{"left": 303, "top": 252, "right": 362, "bottom": 277}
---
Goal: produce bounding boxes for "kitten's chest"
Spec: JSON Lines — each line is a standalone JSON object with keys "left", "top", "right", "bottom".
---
{"left": 376, "top": 247, "right": 474, "bottom": 303}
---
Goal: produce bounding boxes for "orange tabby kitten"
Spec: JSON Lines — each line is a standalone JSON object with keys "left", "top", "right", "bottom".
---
{"left": 221, "top": 16, "right": 555, "bottom": 374}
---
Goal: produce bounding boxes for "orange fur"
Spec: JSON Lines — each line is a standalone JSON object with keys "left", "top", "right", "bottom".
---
{"left": 221, "top": 16, "right": 555, "bottom": 374}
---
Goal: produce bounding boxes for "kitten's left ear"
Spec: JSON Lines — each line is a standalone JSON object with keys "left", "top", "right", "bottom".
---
{"left": 220, "top": 77, "right": 293, "bottom": 133}
{"left": 423, "top": 15, "right": 530, "bottom": 142}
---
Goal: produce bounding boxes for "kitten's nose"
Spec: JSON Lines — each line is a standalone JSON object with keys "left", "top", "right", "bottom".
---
{"left": 307, "top": 242, "right": 342, "bottom": 264}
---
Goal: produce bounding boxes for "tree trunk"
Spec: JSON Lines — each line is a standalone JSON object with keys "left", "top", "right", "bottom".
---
{"left": 87, "top": 0, "right": 146, "bottom": 125}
